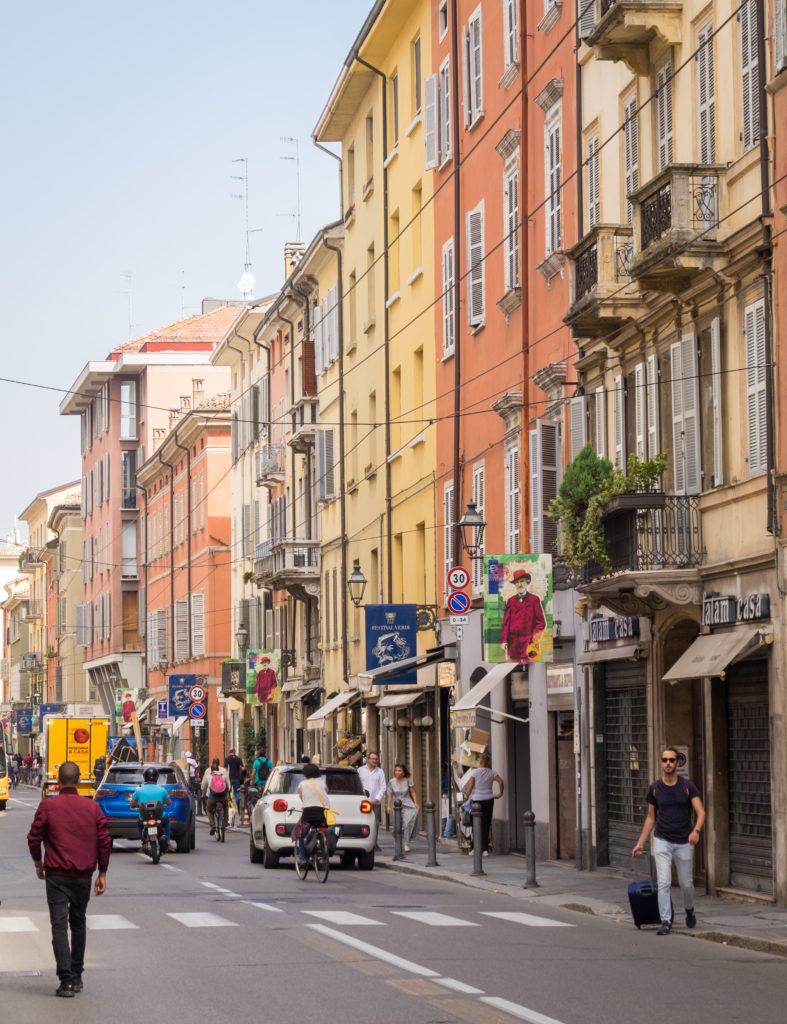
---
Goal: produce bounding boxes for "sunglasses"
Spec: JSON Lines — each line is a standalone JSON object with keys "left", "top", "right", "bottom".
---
{"left": 661, "top": 757, "right": 677, "bottom": 763}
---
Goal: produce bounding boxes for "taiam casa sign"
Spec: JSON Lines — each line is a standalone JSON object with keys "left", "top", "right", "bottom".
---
{"left": 589, "top": 615, "right": 640, "bottom": 643}
{"left": 702, "top": 592, "right": 770, "bottom": 627}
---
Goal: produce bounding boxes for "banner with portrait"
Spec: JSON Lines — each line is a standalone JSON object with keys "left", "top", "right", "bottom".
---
{"left": 246, "top": 649, "right": 282, "bottom": 705}
{"left": 115, "top": 687, "right": 139, "bottom": 725}
{"left": 483, "top": 554, "right": 553, "bottom": 664}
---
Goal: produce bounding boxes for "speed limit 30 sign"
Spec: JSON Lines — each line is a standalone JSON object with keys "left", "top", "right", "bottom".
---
{"left": 189, "top": 683, "right": 206, "bottom": 703}
{"left": 447, "top": 565, "right": 470, "bottom": 591}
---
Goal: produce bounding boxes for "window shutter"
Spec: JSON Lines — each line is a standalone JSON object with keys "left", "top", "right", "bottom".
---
{"left": 76, "top": 604, "right": 84, "bottom": 647}
{"left": 191, "top": 593, "right": 205, "bottom": 657}
{"left": 174, "top": 600, "right": 188, "bottom": 660}
{"left": 505, "top": 0, "right": 519, "bottom": 64}
{"left": 504, "top": 163, "right": 519, "bottom": 289}
{"left": 670, "top": 341, "right": 685, "bottom": 493}
{"left": 776, "top": 0, "right": 787, "bottom": 73}
{"left": 471, "top": 463, "right": 485, "bottom": 591}
{"left": 613, "top": 374, "right": 626, "bottom": 469}
{"left": 104, "top": 453, "right": 110, "bottom": 502}
{"left": 740, "top": 0, "right": 760, "bottom": 150}
{"left": 443, "top": 482, "right": 454, "bottom": 593}
{"left": 587, "top": 135, "right": 600, "bottom": 228}
{"left": 329, "top": 288, "right": 339, "bottom": 362}
{"left": 578, "top": 0, "right": 596, "bottom": 39}
{"left": 569, "top": 396, "right": 587, "bottom": 460}
{"left": 313, "top": 303, "right": 323, "bottom": 376}
{"left": 545, "top": 116, "right": 561, "bottom": 254}
{"left": 261, "top": 374, "right": 270, "bottom": 431}
{"left": 697, "top": 24, "right": 716, "bottom": 163}
{"left": 504, "top": 446, "right": 520, "bottom": 554}
{"left": 710, "top": 316, "right": 724, "bottom": 486}
{"left": 745, "top": 299, "right": 767, "bottom": 474}
{"left": 466, "top": 205, "right": 485, "bottom": 326}
{"left": 540, "top": 421, "right": 560, "bottom": 554}
{"left": 424, "top": 73, "right": 439, "bottom": 169}
{"left": 529, "top": 428, "right": 541, "bottom": 551}
{"left": 634, "top": 362, "right": 647, "bottom": 459}
{"left": 646, "top": 354, "right": 660, "bottom": 458}
{"left": 85, "top": 601, "right": 92, "bottom": 647}
{"left": 681, "top": 333, "right": 701, "bottom": 494}
{"left": 324, "top": 428, "right": 336, "bottom": 499}
{"left": 439, "top": 61, "right": 451, "bottom": 161}
{"left": 469, "top": 9, "right": 483, "bottom": 121}
{"left": 623, "top": 98, "right": 639, "bottom": 224}
{"left": 461, "top": 27, "right": 470, "bottom": 127}
{"left": 265, "top": 607, "right": 273, "bottom": 649}
{"left": 242, "top": 503, "right": 252, "bottom": 557}
{"left": 316, "top": 429, "right": 326, "bottom": 501}
{"left": 655, "top": 63, "right": 674, "bottom": 169}
{"left": 157, "top": 608, "right": 168, "bottom": 665}
{"left": 594, "top": 386, "right": 607, "bottom": 458}
{"left": 442, "top": 238, "right": 455, "bottom": 355}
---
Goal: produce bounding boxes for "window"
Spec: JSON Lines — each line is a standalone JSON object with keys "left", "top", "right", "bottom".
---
{"left": 504, "top": 446, "right": 520, "bottom": 554}
{"left": 696, "top": 24, "right": 716, "bottom": 163}
{"left": 332, "top": 567, "right": 339, "bottom": 643}
{"left": 545, "top": 109, "right": 561, "bottom": 254}
{"left": 670, "top": 334, "right": 702, "bottom": 494}
{"left": 174, "top": 600, "right": 189, "bottom": 661}
{"left": 587, "top": 134, "right": 600, "bottom": 228}
{"left": 365, "top": 112, "right": 374, "bottom": 186}
{"left": 390, "top": 210, "right": 400, "bottom": 294}
{"left": 503, "top": 158, "right": 520, "bottom": 289}
{"left": 612, "top": 374, "right": 626, "bottom": 469}
{"left": 443, "top": 481, "right": 454, "bottom": 594}
{"left": 120, "top": 381, "right": 137, "bottom": 439}
{"left": 569, "top": 396, "right": 587, "bottom": 460}
{"left": 348, "top": 270, "right": 357, "bottom": 344}
{"left": 439, "top": 59, "right": 451, "bottom": 163}
{"left": 439, "top": 0, "right": 449, "bottom": 41}
{"left": 156, "top": 608, "right": 168, "bottom": 666}
{"left": 655, "top": 62, "right": 674, "bottom": 170}
{"left": 594, "top": 386, "right": 607, "bottom": 457}
{"left": 324, "top": 572, "right": 330, "bottom": 643}
{"left": 466, "top": 201, "right": 485, "bottom": 327}
{"left": 242, "top": 503, "right": 252, "bottom": 557}
{"left": 504, "top": 0, "right": 519, "bottom": 66}
{"left": 623, "top": 96, "right": 639, "bottom": 224}
{"left": 471, "top": 463, "right": 486, "bottom": 591}
{"left": 529, "top": 421, "right": 559, "bottom": 553}
{"left": 366, "top": 245, "right": 375, "bottom": 320}
{"left": 390, "top": 71, "right": 399, "bottom": 148}
{"left": 191, "top": 593, "right": 205, "bottom": 657}
{"left": 646, "top": 354, "right": 660, "bottom": 459}
{"left": 347, "top": 146, "right": 355, "bottom": 207}
{"left": 744, "top": 298, "right": 767, "bottom": 475}
{"left": 316, "top": 428, "right": 336, "bottom": 501}
{"left": 442, "top": 238, "right": 456, "bottom": 357}
{"left": 740, "top": 0, "right": 760, "bottom": 150}
{"left": 121, "top": 521, "right": 137, "bottom": 577}
{"left": 424, "top": 73, "right": 439, "bottom": 169}
{"left": 633, "top": 363, "right": 647, "bottom": 459}
{"left": 411, "top": 36, "right": 422, "bottom": 115}
{"left": 700, "top": 319, "right": 724, "bottom": 487}
{"left": 411, "top": 183, "right": 422, "bottom": 271}
{"left": 463, "top": 7, "right": 483, "bottom": 127}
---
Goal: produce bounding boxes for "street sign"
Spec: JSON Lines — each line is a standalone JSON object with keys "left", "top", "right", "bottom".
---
{"left": 191, "top": 719, "right": 205, "bottom": 730}
{"left": 455, "top": 625, "right": 464, "bottom": 641}
{"left": 188, "top": 701, "right": 207, "bottom": 720}
{"left": 447, "top": 591, "right": 470, "bottom": 614}
{"left": 449, "top": 615, "right": 469, "bottom": 625}
{"left": 447, "top": 566, "right": 470, "bottom": 590}
{"left": 156, "top": 700, "right": 170, "bottom": 722}
{"left": 188, "top": 683, "right": 206, "bottom": 703}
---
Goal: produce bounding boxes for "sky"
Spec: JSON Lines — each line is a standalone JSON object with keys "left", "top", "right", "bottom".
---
{"left": 0, "top": 0, "right": 370, "bottom": 535}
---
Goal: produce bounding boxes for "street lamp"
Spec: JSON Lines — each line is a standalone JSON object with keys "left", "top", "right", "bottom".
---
{"left": 458, "top": 501, "right": 486, "bottom": 561}
{"left": 235, "top": 622, "right": 249, "bottom": 661}
{"left": 347, "top": 558, "right": 368, "bottom": 608}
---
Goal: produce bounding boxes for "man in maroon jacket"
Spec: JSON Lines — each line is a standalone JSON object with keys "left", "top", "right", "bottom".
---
{"left": 27, "top": 761, "right": 111, "bottom": 998}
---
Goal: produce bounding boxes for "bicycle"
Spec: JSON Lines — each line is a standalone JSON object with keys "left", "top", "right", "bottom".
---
{"left": 293, "top": 822, "right": 331, "bottom": 883}
{"left": 212, "top": 801, "right": 226, "bottom": 843}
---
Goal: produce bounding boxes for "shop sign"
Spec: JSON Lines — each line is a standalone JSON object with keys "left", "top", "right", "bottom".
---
{"left": 702, "top": 592, "right": 770, "bottom": 627}
{"left": 589, "top": 615, "right": 640, "bottom": 643}
{"left": 437, "top": 661, "right": 456, "bottom": 688}
{"left": 547, "top": 664, "right": 574, "bottom": 694}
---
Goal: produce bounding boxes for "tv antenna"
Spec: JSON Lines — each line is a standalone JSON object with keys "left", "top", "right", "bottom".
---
{"left": 230, "top": 157, "right": 263, "bottom": 298}
{"left": 280, "top": 137, "right": 302, "bottom": 241}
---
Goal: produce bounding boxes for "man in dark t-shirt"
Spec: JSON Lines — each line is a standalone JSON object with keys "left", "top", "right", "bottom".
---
{"left": 633, "top": 746, "right": 706, "bottom": 934}
{"left": 224, "top": 749, "right": 245, "bottom": 813}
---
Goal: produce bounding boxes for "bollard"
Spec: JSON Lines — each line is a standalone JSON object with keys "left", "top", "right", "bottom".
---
{"left": 425, "top": 800, "right": 439, "bottom": 867}
{"left": 471, "top": 801, "right": 486, "bottom": 877}
{"left": 523, "top": 810, "right": 539, "bottom": 888}
{"left": 393, "top": 798, "right": 405, "bottom": 861}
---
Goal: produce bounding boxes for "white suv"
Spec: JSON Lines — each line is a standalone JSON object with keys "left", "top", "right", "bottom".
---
{"left": 249, "top": 764, "right": 377, "bottom": 870}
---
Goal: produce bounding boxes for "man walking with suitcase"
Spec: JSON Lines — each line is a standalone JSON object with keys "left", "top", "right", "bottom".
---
{"left": 632, "top": 747, "right": 705, "bottom": 935}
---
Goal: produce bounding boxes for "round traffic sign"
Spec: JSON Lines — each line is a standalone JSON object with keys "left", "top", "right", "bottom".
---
{"left": 188, "top": 701, "right": 207, "bottom": 720}
{"left": 447, "top": 565, "right": 470, "bottom": 590}
{"left": 189, "top": 684, "right": 206, "bottom": 703}
{"left": 448, "top": 591, "right": 470, "bottom": 614}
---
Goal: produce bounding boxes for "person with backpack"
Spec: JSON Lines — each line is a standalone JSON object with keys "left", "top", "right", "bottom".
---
{"left": 251, "top": 747, "right": 272, "bottom": 788}
{"left": 632, "top": 746, "right": 706, "bottom": 935}
{"left": 201, "top": 758, "right": 231, "bottom": 835}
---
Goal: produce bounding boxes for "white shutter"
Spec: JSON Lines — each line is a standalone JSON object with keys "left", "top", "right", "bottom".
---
{"left": 313, "top": 303, "right": 323, "bottom": 376}
{"left": 424, "top": 73, "right": 439, "bottom": 169}
{"left": 265, "top": 608, "right": 273, "bottom": 649}
{"left": 587, "top": 135, "right": 600, "bottom": 228}
{"left": 634, "top": 362, "right": 647, "bottom": 460}
{"left": 655, "top": 63, "right": 674, "bottom": 169}
{"left": 710, "top": 317, "right": 723, "bottom": 486}
{"left": 468, "top": 7, "right": 483, "bottom": 122}
{"left": 613, "top": 374, "right": 626, "bottom": 469}
{"left": 646, "top": 354, "right": 660, "bottom": 458}
{"left": 76, "top": 604, "right": 84, "bottom": 647}
{"left": 505, "top": 0, "right": 519, "bottom": 65}
{"left": 147, "top": 610, "right": 156, "bottom": 666}
{"left": 443, "top": 482, "right": 454, "bottom": 593}
{"left": 242, "top": 503, "right": 252, "bottom": 557}
{"left": 471, "top": 463, "right": 485, "bottom": 592}
{"left": 776, "top": 0, "right": 787, "bottom": 73}
{"left": 466, "top": 204, "right": 485, "bottom": 326}
{"left": 578, "top": 0, "right": 596, "bottom": 39}
{"left": 503, "top": 162, "right": 519, "bottom": 289}
{"left": 670, "top": 341, "right": 685, "bottom": 493}
{"left": 329, "top": 288, "right": 339, "bottom": 362}
{"left": 594, "top": 386, "right": 607, "bottom": 458}
{"left": 261, "top": 374, "right": 270, "bottom": 429}
{"left": 681, "top": 333, "right": 701, "bottom": 494}
{"left": 439, "top": 60, "right": 451, "bottom": 162}
{"left": 461, "top": 27, "right": 470, "bottom": 127}
{"left": 504, "top": 446, "right": 520, "bottom": 554}
{"left": 174, "top": 599, "right": 189, "bottom": 661}
{"left": 85, "top": 602, "right": 92, "bottom": 648}
{"left": 191, "top": 593, "right": 205, "bottom": 657}
{"left": 740, "top": 0, "right": 760, "bottom": 150}
{"left": 442, "top": 238, "right": 455, "bottom": 356}
{"left": 569, "top": 396, "right": 587, "bottom": 460}
{"left": 745, "top": 299, "right": 768, "bottom": 474}
{"left": 545, "top": 114, "right": 561, "bottom": 254}
{"left": 324, "top": 428, "right": 336, "bottom": 499}
{"left": 697, "top": 24, "right": 716, "bottom": 163}
{"left": 623, "top": 97, "right": 639, "bottom": 224}
{"left": 316, "top": 429, "right": 325, "bottom": 501}
{"left": 529, "top": 427, "right": 541, "bottom": 551}
{"left": 157, "top": 608, "right": 168, "bottom": 665}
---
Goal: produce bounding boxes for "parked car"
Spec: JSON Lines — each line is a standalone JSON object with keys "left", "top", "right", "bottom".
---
{"left": 250, "top": 764, "right": 376, "bottom": 869}
{"left": 95, "top": 762, "right": 196, "bottom": 853}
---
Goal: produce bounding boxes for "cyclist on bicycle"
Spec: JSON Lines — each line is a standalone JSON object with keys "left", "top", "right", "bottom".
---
{"left": 201, "top": 758, "right": 230, "bottom": 835}
{"left": 130, "top": 766, "right": 173, "bottom": 850}
{"left": 295, "top": 762, "right": 330, "bottom": 867}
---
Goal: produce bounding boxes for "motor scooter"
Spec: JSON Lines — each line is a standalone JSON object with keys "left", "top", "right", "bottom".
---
{"left": 139, "top": 800, "right": 167, "bottom": 863}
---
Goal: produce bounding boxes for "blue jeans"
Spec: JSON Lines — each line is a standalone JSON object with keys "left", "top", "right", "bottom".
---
{"left": 231, "top": 779, "right": 242, "bottom": 808}
{"left": 653, "top": 836, "right": 694, "bottom": 923}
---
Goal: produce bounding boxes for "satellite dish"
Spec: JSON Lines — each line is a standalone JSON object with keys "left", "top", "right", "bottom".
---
{"left": 237, "top": 271, "right": 256, "bottom": 296}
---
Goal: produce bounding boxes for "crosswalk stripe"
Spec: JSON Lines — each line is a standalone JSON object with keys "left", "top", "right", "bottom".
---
{"left": 86, "top": 915, "right": 138, "bottom": 931}
{"left": 392, "top": 911, "right": 478, "bottom": 927}
{"left": 166, "top": 912, "right": 238, "bottom": 928}
{"left": 435, "top": 977, "right": 485, "bottom": 995}
{"left": 0, "top": 917, "right": 38, "bottom": 933}
{"left": 242, "top": 900, "right": 283, "bottom": 913}
{"left": 302, "top": 910, "right": 383, "bottom": 926}
{"left": 480, "top": 912, "right": 574, "bottom": 928}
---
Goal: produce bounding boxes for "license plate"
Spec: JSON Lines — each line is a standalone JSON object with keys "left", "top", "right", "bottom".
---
{"left": 147, "top": 826, "right": 158, "bottom": 838}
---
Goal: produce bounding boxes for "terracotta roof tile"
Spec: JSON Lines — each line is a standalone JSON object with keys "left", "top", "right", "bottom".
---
{"left": 110, "top": 305, "right": 243, "bottom": 356}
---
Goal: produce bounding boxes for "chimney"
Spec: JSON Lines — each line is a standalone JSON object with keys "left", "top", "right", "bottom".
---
{"left": 284, "top": 242, "right": 306, "bottom": 280}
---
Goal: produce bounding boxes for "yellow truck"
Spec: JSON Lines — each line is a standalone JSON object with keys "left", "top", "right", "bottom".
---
{"left": 43, "top": 715, "right": 110, "bottom": 797}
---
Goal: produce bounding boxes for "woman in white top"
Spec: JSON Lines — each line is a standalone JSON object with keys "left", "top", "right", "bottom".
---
{"left": 462, "top": 752, "right": 504, "bottom": 855}
{"left": 295, "top": 762, "right": 330, "bottom": 865}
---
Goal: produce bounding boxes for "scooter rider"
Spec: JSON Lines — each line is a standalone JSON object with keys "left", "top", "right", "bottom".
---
{"left": 130, "top": 767, "right": 173, "bottom": 851}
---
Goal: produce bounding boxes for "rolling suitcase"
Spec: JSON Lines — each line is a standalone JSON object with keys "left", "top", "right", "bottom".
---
{"left": 627, "top": 879, "right": 662, "bottom": 929}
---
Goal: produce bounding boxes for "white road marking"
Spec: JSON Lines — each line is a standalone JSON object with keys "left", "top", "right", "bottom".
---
{"left": 481, "top": 911, "right": 574, "bottom": 929}
{"left": 0, "top": 917, "right": 38, "bottom": 933}
{"left": 302, "top": 910, "right": 382, "bottom": 926}
{"left": 480, "top": 996, "right": 567, "bottom": 1024}
{"left": 166, "top": 912, "right": 238, "bottom": 928}
{"left": 307, "top": 924, "right": 439, "bottom": 977}
{"left": 391, "top": 911, "right": 478, "bottom": 927}
{"left": 200, "top": 881, "right": 223, "bottom": 889}
{"left": 160, "top": 863, "right": 183, "bottom": 872}
{"left": 435, "top": 977, "right": 485, "bottom": 995}
{"left": 242, "top": 901, "right": 283, "bottom": 913}
{"left": 86, "top": 915, "right": 138, "bottom": 931}
{"left": 9, "top": 798, "right": 37, "bottom": 808}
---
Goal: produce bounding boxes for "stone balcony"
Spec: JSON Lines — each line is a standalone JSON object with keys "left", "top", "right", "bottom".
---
{"left": 254, "top": 538, "right": 320, "bottom": 600}
{"left": 565, "top": 225, "right": 646, "bottom": 338}
{"left": 587, "top": 0, "right": 683, "bottom": 75}
{"left": 255, "top": 443, "right": 286, "bottom": 487}
{"left": 288, "top": 396, "right": 319, "bottom": 453}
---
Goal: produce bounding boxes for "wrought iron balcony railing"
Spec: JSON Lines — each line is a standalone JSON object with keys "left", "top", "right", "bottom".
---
{"left": 255, "top": 443, "right": 285, "bottom": 484}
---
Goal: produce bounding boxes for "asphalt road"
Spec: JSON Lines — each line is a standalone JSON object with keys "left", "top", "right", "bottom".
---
{"left": 1, "top": 790, "right": 785, "bottom": 1023}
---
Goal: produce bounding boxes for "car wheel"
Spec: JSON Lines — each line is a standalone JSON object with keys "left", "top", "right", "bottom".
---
{"left": 250, "top": 833, "right": 264, "bottom": 864}
{"left": 175, "top": 826, "right": 191, "bottom": 853}
{"left": 262, "top": 830, "right": 280, "bottom": 869}
{"left": 340, "top": 852, "right": 356, "bottom": 868}
{"left": 190, "top": 820, "right": 196, "bottom": 850}
{"left": 0, "top": 800, "right": 6, "bottom": 812}
{"left": 357, "top": 849, "right": 375, "bottom": 871}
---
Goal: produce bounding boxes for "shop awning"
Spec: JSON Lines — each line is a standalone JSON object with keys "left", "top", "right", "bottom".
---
{"left": 577, "top": 644, "right": 641, "bottom": 665}
{"left": 135, "top": 696, "right": 156, "bottom": 720}
{"left": 305, "top": 689, "right": 358, "bottom": 727}
{"left": 172, "top": 716, "right": 188, "bottom": 735}
{"left": 450, "top": 663, "right": 513, "bottom": 713}
{"left": 663, "top": 627, "right": 767, "bottom": 681}
{"left": 286, "top": 687, "right": 321, "bottom": 705}
{"left": 358, "top": 645, "right": 456, "bottom": 684}
{"left": 376, "top": 690, "right": 425, "bottom": 708}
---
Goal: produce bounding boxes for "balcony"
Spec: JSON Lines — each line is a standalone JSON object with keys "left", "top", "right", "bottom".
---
{"left": 254, "top": 538, "right": 320, "bottom": 599}
{"left": 587, "top": 1, "right": 683, "bottom": 76}
{"left": 288, "top": 396, "right": 319, "bottom": 453}
{"left": 20, "top": 651, "right": 44, "bottom": 673}
{"left": 255, "top": 443, "right": 286, "bottom": 486}
{"left": 565, "top": 225, "right": 646, "bottom": 338}
{"left": 19, "top": 548, "right": 43, "bottom": 571}
{"left": 630, "top": 165, "right": 722, "bottom": 293}
{"left": 23, "top": 600, "right": 44, "bottom": 621}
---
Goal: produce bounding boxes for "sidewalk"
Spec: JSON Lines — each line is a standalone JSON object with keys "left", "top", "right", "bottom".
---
{"left": 373, "top": 832, "right": 787, "bottom": 958}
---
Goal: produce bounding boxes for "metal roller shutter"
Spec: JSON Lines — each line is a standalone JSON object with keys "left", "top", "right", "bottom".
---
{"left": 604, "top": 663, "right": 648, "bottom": 865}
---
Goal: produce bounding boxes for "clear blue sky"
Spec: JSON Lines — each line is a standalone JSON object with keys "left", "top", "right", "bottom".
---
{"left": 0, "top": 0, "right": 370, "bottom": 534}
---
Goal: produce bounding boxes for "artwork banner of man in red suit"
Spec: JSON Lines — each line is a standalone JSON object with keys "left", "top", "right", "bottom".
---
{"left": 500, "top": 570, "right": 547, "bottom": 663}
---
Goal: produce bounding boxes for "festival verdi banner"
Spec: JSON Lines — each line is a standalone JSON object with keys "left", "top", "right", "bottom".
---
{"left": 246, "top": 649, "right": 282, "bottom": 706}
{"left": 483, "top": 554, "right": 553, "bottom": 664}
{"left": 364, "top": 604, "right": 418, "bottom": 684}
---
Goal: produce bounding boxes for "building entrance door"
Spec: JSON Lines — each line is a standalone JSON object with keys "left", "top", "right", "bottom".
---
{"left": 555, "top": 711, "right": 575, "bottom": 860}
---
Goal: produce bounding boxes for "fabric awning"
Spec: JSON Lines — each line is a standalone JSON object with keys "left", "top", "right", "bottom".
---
{"left": 286, "top": 687, "right": 321, "bottom": 705}
{"left": 663, "top": 627, "right": 765, "bottom": 681}
{"left": 450, "top": 663, "right": 513, "bottom": 713}
{"left": 305, "top": 689, "right": 357, "bottom": 726}
{"left": 577, "top": 644, "right": 641, "bottom": 665}
{"left": 135, "top": 696, "right": 156, "bottom": 720}
{"left": 376, "top": 690, "right": 425, "bottom": 708}
{"left": 359, "top": 645, "right": 455, "bottom": 684}
{"left": 172, "top": 716, "right": 188, "bottom": 735}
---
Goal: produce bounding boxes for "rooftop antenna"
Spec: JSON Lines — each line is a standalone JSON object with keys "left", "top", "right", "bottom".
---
{"left": 280, "top": 137, "right": 302, "bottom": 241}
{"left": 118, "top": 271, "right": 136, "bottom": 338}
{"left": 230, "top": 157, "right": 263, "bottom": 299}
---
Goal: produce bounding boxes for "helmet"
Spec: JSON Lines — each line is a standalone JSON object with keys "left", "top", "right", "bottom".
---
{"left": 143, "top": 766, "right": 158, "bottom": 784}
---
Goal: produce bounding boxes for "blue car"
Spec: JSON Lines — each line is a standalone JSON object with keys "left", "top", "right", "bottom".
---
{"left": 95, "top": 762, "right": 196, "bottom": 853}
